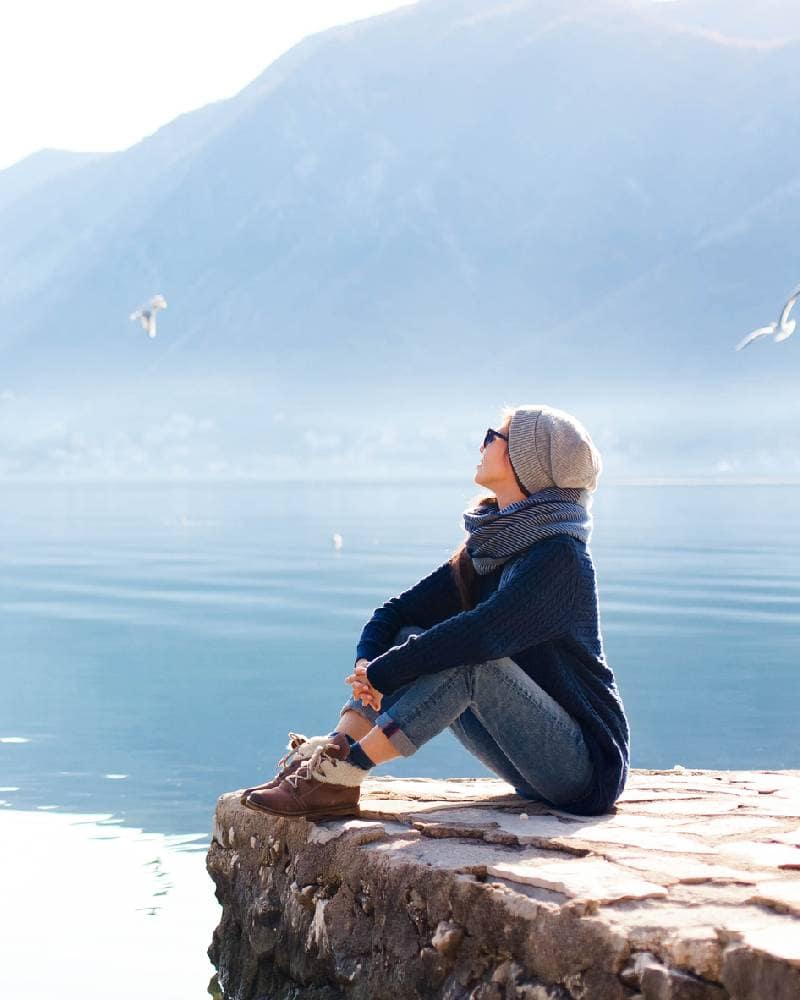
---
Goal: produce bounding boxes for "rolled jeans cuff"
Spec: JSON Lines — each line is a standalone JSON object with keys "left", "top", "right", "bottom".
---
{"left": 339, "top": 697, "right": 378, "bottom": 725}
{"left": 338, "top": 698, "right": 418, "bottom": 756}
{"left": 340, "top": 625, "right": 425, "bottom": 752}
{"left": 374, "top": 710, "right": 417, "bottom": 757}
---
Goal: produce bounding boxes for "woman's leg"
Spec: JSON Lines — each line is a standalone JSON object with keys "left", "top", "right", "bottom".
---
{"left": 333, "top": 625, "right": 423, "bottom": 755}
{"left": 449, "top": 708, "right": 537, "bottom": 796}
{"left": 336, "top": 684, "right": 415, "bottom": 761}
{"left": 361, "top": 657, "right": 594, "bottom": 806}
{"left": 334, "top": 625, "right": 591, "bottom": 804}
{"left": 337, "top": 709, "right": 373, "bottom": 742}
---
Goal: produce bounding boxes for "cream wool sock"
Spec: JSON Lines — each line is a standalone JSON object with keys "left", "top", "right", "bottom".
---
{"left": 284, "top": 733, "right": 332, "bottom": 762}
{"left": 303, "top": 740, "right": 370, "bottom": 787}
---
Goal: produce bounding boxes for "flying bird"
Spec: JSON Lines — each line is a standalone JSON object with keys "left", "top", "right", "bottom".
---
{"left": 129, "top": 294, "right": 167, "bottom": 339}
{"left": 735, "top": 285, "right": 799, "bottom": 351}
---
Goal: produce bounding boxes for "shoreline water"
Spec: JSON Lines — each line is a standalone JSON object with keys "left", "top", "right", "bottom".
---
{"left": 0, "top": 808, "right": 219, "bottom": 998}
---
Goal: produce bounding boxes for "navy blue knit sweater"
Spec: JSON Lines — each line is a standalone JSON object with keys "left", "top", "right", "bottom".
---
{"left": 358, "top": 535, "right": 629, "bottom": 816}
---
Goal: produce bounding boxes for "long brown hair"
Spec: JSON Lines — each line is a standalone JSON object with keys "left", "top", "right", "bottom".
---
{"left": 449, "top": 494, "right": 497, "bottom": 610}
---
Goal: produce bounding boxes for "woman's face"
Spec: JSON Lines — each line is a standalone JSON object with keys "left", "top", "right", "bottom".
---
{"left": 474, "top": 416, "right": 512, "bottom": 490}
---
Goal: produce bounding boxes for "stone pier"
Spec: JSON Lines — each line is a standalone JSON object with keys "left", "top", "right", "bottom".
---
{"left": 207, "top": 769, "right": 800, "bottom": 1000}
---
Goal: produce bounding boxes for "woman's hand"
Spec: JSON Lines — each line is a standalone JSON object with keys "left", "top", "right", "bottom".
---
{"left": 346, "top": 659, "right": 383, "bottom": 711}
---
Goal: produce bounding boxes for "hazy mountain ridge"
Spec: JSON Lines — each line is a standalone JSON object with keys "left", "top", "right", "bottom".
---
{"left": 1, "top": 0, "right": 799, "bottom": 480}
{"left": 0, "top": 148, "right": 110, "bottom": 214}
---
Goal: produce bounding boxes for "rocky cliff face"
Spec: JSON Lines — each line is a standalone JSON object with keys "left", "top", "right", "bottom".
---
{"left": 207, "top": 771, "right": 800, "bottom": 1000}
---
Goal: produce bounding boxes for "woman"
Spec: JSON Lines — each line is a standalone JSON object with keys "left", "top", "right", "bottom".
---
{"left": 242, "top": 404, "right": 629, "bottom": 819}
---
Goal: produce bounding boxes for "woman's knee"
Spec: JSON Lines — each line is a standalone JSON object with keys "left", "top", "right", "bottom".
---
{"left": 473, "top": 657, "right": 569, "bottom": 722}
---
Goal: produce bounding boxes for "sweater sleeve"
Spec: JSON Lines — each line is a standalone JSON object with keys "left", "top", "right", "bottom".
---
{"left": 355, "top": 559, "right": 463, "bottom": 664}
{"left": 366, "top": 538, "right": 580, "bottom": 695}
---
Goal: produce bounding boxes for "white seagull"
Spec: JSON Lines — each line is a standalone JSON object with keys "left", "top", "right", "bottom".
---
{"left": 129, "top": 294, "right": 167, "bottom": 339}
{"left": 735, "top": 285, "right": 800, "bottom": 351}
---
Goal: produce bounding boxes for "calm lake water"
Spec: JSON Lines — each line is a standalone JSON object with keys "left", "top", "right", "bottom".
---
{"left": 1, "top": 480, "right": 799, "bottom": 996}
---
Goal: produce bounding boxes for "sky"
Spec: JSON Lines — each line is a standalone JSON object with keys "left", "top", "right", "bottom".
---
{"left": 0, "top": 0, "right": 418, "bottom": 172}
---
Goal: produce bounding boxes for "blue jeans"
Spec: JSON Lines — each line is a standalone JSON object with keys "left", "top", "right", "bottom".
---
{"left": 340, "top": 627, "right": 594, "bottom": 806}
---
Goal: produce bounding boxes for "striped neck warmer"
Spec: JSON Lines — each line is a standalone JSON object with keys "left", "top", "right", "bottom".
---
{"left": 463, "top": 487, "right": 592, "bottom": 575}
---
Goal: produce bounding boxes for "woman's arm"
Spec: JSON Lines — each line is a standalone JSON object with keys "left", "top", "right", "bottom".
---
{"left": 355, "top": 559, "right": 462, "bottom": 664}
{"left": 365, "top": 537, "right": 580, "bottom": 695}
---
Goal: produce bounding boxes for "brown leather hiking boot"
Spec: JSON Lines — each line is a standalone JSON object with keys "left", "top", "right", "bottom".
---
{"left": 243, "top": 732, "right": 363, "bottom": 820}
{"left": 239, "top": 732, "right": 332, "bottom": 805}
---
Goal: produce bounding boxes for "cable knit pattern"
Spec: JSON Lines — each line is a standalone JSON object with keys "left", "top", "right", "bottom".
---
{"left": 358, "top": 535, "right": 629, "bottom": 816}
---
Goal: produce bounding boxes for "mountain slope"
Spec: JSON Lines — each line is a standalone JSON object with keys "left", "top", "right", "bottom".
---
{"left": 1, "top": 0, "right": 798, "bottom": 478}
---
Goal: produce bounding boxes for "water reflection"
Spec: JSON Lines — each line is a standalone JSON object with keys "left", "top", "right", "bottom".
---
{"left": 0, "top": 809, "right": 218, "bottom": 998}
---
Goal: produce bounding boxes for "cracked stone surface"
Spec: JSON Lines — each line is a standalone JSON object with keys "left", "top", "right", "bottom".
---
{"left": 206, "top": 768, "right": 800, "bottom": 1000}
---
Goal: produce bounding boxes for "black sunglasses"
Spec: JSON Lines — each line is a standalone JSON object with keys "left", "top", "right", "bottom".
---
{"left": 482, "top": 427, "right": 530, "bottom": 496}
{"left": 482, "top": 427, "right": 509, "bottom": 448}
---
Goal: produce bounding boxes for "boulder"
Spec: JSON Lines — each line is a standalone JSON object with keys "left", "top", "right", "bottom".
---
{"left": 207, "top": 769, "right": 800, "bottom": 999}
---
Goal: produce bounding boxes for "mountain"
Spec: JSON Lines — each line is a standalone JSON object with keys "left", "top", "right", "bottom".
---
{"left": 1, "top": 0, "right": 799, "bottom": 480}
{"left": 0, "top": 148, "right": 110, "bottom": 214}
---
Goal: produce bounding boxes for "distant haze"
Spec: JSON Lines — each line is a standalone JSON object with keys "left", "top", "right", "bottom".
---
{"left": 0, "top": 1, "right": 418, "bottom": 171}
{"left": 1, "top": 0, "right": 799, "bottom": 481}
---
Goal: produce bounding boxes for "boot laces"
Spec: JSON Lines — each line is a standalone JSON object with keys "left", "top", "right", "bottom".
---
{"left": 275, "top": 731, "right": 308, "bottom": 770}
{"left": 284, "top": 740, "right": 339, "bottom": 789}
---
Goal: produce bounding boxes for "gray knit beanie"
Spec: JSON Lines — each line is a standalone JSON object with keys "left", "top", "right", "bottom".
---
{"left": 507, "top": 405, "right": 602, "bottom": 495}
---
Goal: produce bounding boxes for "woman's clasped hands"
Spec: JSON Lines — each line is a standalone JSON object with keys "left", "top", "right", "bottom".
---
{"left": 345, "top": 658, "right": 382, "bottom": 711}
